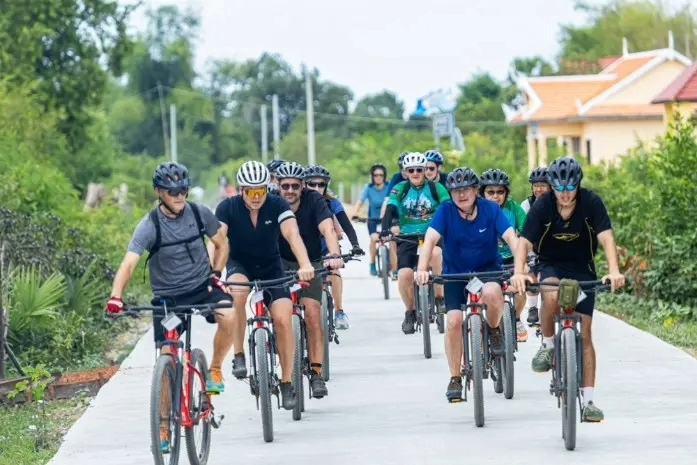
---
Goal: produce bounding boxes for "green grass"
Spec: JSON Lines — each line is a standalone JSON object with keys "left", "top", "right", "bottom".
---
{"left": 0, "top": 397, "right": 88, "bottom": 465}
{"left": 599, "top": 294, "right": 697, "bottom": 358}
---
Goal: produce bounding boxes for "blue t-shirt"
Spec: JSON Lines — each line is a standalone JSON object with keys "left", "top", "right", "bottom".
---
{"left": 328, "top": 198, "right": 344, "bottom": 215}
{"left": 429, "top": 199, "right": 513, "bottom": 274}
{"left": 360, "top": 184, "right": 389, "bottom": 219}
{"left": 386, "top": 172, "right": 405, "bottom": 193}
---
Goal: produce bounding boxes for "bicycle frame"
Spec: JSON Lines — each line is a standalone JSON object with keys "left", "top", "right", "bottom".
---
{"left": 462, "top": 292, "right": 490, "bottom": 390}
{"left": 551, "top": 306, "right": 584, "bottom": 408}
{"left": 291, "top": 286, "right": 309, "bottom": 378}
{"left": 247, "top": 286, "right": 279, "bottom": 406}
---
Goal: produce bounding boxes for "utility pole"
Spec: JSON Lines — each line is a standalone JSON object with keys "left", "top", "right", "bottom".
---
{"left": 157, "top": 83, "right": 170, "bottom": 158}
{"left": 0, "top": 241, "right": 5, "bottom": 380}
{"left": 304, "top": 66, "right": 316, "bottom": 166}
{"left": 170, "top": 104, "right": 178, "bottom": 163}
{"left": 260, "top": 104, "right": 269, "bottom": 163}
{"left": 272, "top": 94, "right": 281, "bottom": 160}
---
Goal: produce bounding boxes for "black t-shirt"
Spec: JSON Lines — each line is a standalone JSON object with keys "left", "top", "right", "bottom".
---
{"left": 438, "top": 171, "right": 448, "bottom": 185}
{"left": 522, "top": 188, "right": 612, "bottom": 273}
{"left": 279, "top": 189, "right": 333, "bottom": 262}
{"left": 215, "top": 195, "right": 295, "bottom": 273}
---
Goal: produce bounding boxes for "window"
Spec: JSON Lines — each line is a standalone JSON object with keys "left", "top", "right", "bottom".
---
{"left": 572, "top": 137, "right": 581, "bottom": 156}
{"left": 585, "top": 139, "right": 592, "bottom": 164}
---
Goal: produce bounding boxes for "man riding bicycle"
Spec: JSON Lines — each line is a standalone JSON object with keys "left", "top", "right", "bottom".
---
{"left": 424, "top": 150, "right": 448, "bottom": 185}
{"left": 276, "top": 162, "right": 344, "bottom": 399}
{"left": 214, "top": 160, "right": 315, "bottom": 410}
{"left": 511, "top": 156, "right": 626, "bottom": 422}
{"left": 380, "top": 152, "right": 450, "bottom": 334}
{"left": 414, "top": 167, "right": 519, "bottom": 401}
{"left": 106, "top": 162, "right": 234, "bottom": 452}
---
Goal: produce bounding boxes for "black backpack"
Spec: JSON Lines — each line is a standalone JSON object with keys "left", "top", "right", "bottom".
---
{"left": 145, "top": 202, "right": 208, "bottom": 266}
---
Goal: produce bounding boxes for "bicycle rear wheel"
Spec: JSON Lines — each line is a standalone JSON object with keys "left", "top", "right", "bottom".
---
{"left": 254, "top": 330, "right": 274, "bottom": 443}
{"left": 185, "top": 349, "right": 212, "bottom": 465}
{"left": 292, "top": 314, "right": 304, "bottom": 421}
{"left": 562, "top": 328, "right": 578, "bottom": 450}
{"left": 419, "top": 285, "right": 432, "bottom": 359}
{"left": 469, "top": 315, "right": 485, "bottom": 427}
{"left": 150, "top": 354, "right": 181, "bottom": 465}
{"left": 436, "top": 298, "right": 445, "bottom": 334}
{"left": 379, "top": 246, "right": 390, "bottom": 300}
{"left": 501, "top": 301, "right": 515, "bottom": 399}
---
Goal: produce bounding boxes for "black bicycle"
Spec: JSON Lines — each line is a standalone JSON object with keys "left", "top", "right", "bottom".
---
{"left": 224, "top": 275, "right": 298, "bottom": 443}
{"left": 116, "top": 301, "right": 229, "bottom": 465}
{"left": 527, "top": 279, "right": 610, "bottom": 450}
{"left": 433, "top": 269, "right": 513, "bottom": 427}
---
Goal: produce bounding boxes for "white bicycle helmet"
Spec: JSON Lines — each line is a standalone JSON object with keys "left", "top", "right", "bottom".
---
{"left": 275, "top": 161, "right": 306, "bottom": 180}
{"left": 402, "top": 152, "right": 427, "bottom": 169}
{"left": 237, "top": 160, "right": 270, "bottom": 187}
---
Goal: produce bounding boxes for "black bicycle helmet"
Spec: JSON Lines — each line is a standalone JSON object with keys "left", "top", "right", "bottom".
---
{"left": 303, "top": 164, "right": 331, "bottom": 181}
{"left": 153, "top": 162, "right": 190, "bottom": 190}
{"left": 424, "top": 150, "right": 444, "bottom": 165}
{"left": 529, "top": 166, "right": 549, "bottom": 184}
{"left": 548, "top": 157, "right": 583, "bottom": 189}
{"left": 266, "top": 159, "right": 287, "bottom": 174}
{"left": 446, "top": 167, "right": 479, "bottom": 190}
{"left": 275, "top": 161, "right": 305, "bottom": 180}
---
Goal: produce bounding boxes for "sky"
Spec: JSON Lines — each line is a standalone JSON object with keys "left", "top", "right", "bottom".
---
{"left": 123, "top": 0, "right": 604, "bottom": 111}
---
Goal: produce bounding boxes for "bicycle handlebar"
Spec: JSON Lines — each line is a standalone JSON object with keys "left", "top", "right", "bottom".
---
{"left": 119, "top": 301, "right": 232, "bottom": 318}
{"left": 431, "top": 269, "right": 511, "bottom": 283}
{"left": 525, "top": 280, "right": 611, "bottom": 293}
{"left": 225, "top": 274, "right": 298, "bottom": 289}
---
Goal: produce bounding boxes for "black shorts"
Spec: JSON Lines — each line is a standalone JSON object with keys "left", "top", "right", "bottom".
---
{"left": 443, "top": 272, "right": 503, "bottom": 312}
{"left": 226, "top": 259, "right": 291, "bottom": 305}
{"left": 367, "top": 219, "right": 381, "bottom": 235}
{"left": 538, "top": 264, "right": 596, "bottom": 317}
{"left": 152, "top": 281, "right": 231, "bottom": 344}
{"left": 282, "top": 259, "right": 323, "bottom": 302}
{"left": 397, "top": 239, "right": 419, "bottom": 270}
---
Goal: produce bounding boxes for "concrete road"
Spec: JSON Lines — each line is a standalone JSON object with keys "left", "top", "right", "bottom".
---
{"left": 49, "top": 236, "right": 697, "bottom": 465}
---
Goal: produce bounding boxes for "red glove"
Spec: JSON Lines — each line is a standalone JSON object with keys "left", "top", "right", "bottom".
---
{"left": 210, "top": 271, "right": 227, "bottom": 293}
{"left": 106, "top": 296, "right": 124, "bottom": 316}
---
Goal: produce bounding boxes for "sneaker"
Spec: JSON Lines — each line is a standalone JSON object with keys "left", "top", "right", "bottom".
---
{"left": 279, "top": 381, "right": 297, "bottom": 410}
{"left": 370, "top": 263, "right": 378, "bottom": 276}
{"left": 232, "top": 352, "right": 247, "bottom": 379}
{"left": 446, "top": 376, "right": 463, "bottom": 401}
{"left": 309, "top": 372, "right": 328, "bottom": 398}
{"left": 391, "top": 271, "right": 398, "bottom": 281}
{"left": 582, "top": 401, "right": 604, "bottom": 422}
{"left": 489, "top": 327, "right": 504, "bottom": 355}
{"left": 159, "top": 429, "right": 171, "bottom": 454}
{"left": 401, "top": 310, "right": 417, "bottom": 334}
{"left": 527, "top": 306, "right": 539, "bottom": 325}
{"left": 531, "top": 346, "right": 554, "bottom": 372}
{"left": 516, "top": 320, "right": 528, "bottom": 342}
{"left": 335, "top": 311, "right": 350, "bottom": 330}
{"left": 206, "top": 368, "right": 225, "bottom": 394}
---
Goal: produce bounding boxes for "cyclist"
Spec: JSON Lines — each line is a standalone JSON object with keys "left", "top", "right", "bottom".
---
{"left": 415, "top": 167, "right": 518, "bottom": 401}
{"left": 303, "top": 164, "right": 365, "bottom": 330}
{"left": 380, "top": 152, "right": 450, "bottom": 334}
{"left": 386, "top": 152, "right": 409, "bottom": 192}
{"left": 214, "top": 160, "right": 315, "bottom": 410}
{"left": 424, "top": 149, "right": 448, "bottom": 185}
{"left": 106, "top": 162, "right": 234, "bottom": 452}
{"left": 480, "top": 168, "right": 529, "bottom": 342}
{"left": 520, "top": 166, "right": 551, "bottom": 325}
{"left": 350, "top": 164, "right": 390, "bottom": 276}
{"left": 276, "top": 162, "right": 344, "bottom": 399}
{"left": 511, "top": 156, "right": 626, "bottom": 423}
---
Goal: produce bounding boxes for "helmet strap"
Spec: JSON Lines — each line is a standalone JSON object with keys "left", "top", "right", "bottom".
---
{"left": 158, "top": 196, "right": 186, "bottom": 218}
{"left": 455, "top": 197, "right": 477, "bottom": 220}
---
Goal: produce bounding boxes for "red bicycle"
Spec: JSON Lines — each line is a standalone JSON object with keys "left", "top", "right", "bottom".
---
{"left": 121, "top": 301, "right": 229, "bottom": 465}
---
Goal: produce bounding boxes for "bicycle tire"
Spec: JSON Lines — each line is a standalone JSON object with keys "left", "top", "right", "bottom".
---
{"left": 321, "top": 289, "right": 331, "bottom": 381}
{"left": 493, "top": 356, "right": 503, "bottom": 394}
{"left": 379, "top": 246, "right": 390, "bottom": 300}
{"left": 470, "top": 315, "right": 485, "bottom": 427}
{"left": 419, "top": 285, "right": 432, "bottom": 359}
{"left": 562, "top": 328, "right": 578, "bottom": 451}
{"left": 185, "top": 349, "right": 212, "bottom": 465}
{"left": 292, "top": 315, "right": 304, "bottom": 421}
{"left": 150, "top": 354, "right": 181, "bottom": 465}
{"left": 436, "top": 299, "right": 445, "bottom": 334}
{"left": 254, "top": 330, "right": 274, "bottom": 443}
{"left": 502, "top": 302, "right": 515, "bottom": 399}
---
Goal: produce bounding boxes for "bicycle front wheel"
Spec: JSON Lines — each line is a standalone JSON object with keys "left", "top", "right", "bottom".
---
{"left": 562, "top": 328, "right": 578, "bottom": 450}
{"left": 150, "top": 354, "right": 181, "bottom": 465}
{"left": 469, "top": 315, "right": 485, "bottom": 427}
{"left": 291, "top": 315, "right": 304, "bottom": 421}
{"left": 320, "top": 289, "right": 331, "bottom": 381}
{"left": 419, "top": 285, "right": 432, "bottom": 359}
{"left": 501, "top": 301, "right": 515, "bottom": 399}
{"left": 185, "top": 348, "right": 212, "bottom": 465}
{"left": 254, "top": 330, "right": 274, "bottom": 443}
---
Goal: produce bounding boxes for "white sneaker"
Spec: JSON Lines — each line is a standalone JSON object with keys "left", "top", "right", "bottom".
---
{"left": 516, "top": 320, "right": 528, "bottom": 342}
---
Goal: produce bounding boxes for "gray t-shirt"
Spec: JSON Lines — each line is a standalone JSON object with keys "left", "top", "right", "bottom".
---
{"left": 128, "top": 204, "right": 220, "bottom": 296}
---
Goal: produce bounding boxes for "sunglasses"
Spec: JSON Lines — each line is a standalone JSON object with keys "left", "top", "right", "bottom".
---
{"left": 280, "top": 183, "right": 302, "bottom": 191}
{"left": 372, "top": 173, "right": 385, "bottom": 177}
{"left": 426, "top": 166, "right": 437, "bottom": 172}
{"left": 306, "top": 181, "right": 327, "bottom": 189}
{"left": 407, "top": 168, "right": 424, "bottom": 174}
{"left": 243, "top": 187, "right": 268, "bottom": 198}
{"left": 165, "top": 187, "right": 188, "bottom": 197}
{"left": 553, "top": 184, "right": 578, "bottom": 192}
{"left": 484, "top": 189, "right": 507, "bottom": 196}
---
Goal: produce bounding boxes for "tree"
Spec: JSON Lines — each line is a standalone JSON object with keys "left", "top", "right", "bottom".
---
{"left": 354, "top": 91, "right": 405, "bottom": 120}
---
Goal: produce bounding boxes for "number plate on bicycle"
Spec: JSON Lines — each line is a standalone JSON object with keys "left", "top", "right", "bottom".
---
{"left": 577, "top": 289, "right": 587, "bottom": 304}
{"left": 161, "top": 312, "right": 182, "bottom": 331}
{"left": 252, "top": 290, "right": 264, "bottom": 304}
{"left": 289, "top": 283, "right": 301, "bottom": 293}
{"left": 466, "top": 277, "right": 484, "bottom": 294}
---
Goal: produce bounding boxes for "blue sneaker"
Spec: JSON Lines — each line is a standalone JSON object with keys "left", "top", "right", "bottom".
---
{"left": 160, "top": 430, "right": 171, "bottom": 454}
{"left": 335, "top": 311, "right": 350, "bottom": 330}
{"left": 370, "top": 263, "right": 378, "bottom": 276}
{"left": 206, "top": 368, "right": 225, "bottom": 394}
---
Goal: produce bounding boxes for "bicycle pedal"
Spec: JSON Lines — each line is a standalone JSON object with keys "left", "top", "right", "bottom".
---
{"left": 448, "top": 397, "right": 465, "bottom": 403}
{"left": 211, "top": 414, "right": 225, "bottom": 429}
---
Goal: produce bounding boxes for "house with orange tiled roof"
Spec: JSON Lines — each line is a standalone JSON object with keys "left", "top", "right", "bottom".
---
{"left": 652, "top": 62, "right": 697, "bottom": 124}
{"left": 505, "top": 37, "right": 691, "bottom": 169}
